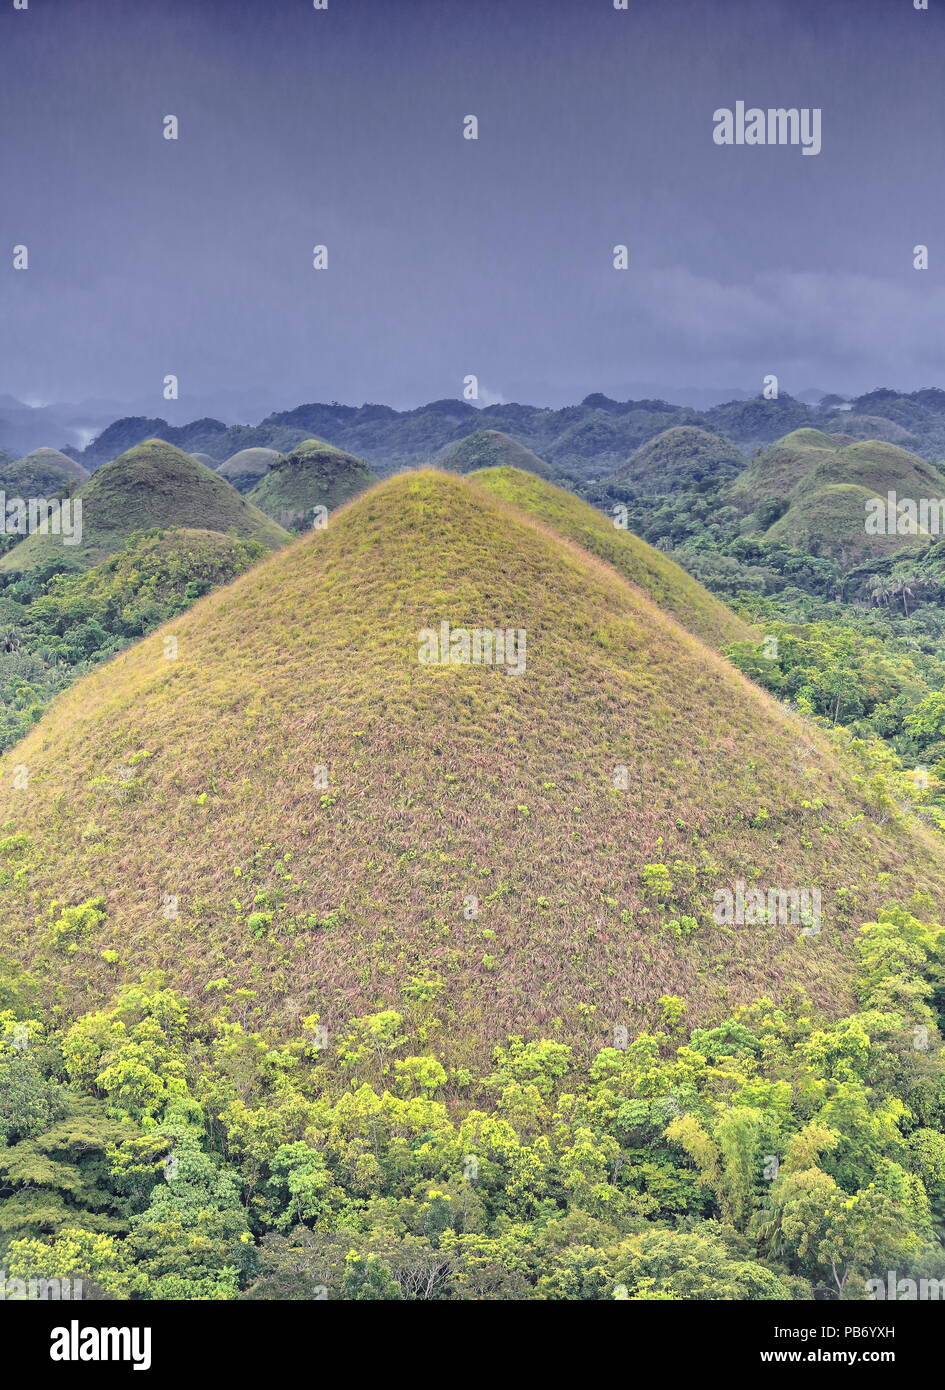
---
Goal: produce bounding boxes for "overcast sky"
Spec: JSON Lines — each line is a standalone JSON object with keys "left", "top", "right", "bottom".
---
{"left": 1, "top": 0, "right": 943, "bottom": 415}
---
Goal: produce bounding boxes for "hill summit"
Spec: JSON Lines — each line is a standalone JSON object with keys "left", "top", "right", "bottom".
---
{"left": 0, "top": 439, "right": 290, "bottom": 572}
{"left": 1, "top": 469, "right": 942, "bottom": 1059}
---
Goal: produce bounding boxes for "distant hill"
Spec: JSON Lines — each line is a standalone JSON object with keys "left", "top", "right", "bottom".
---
{"left": 248, "top": 438, "right": 378, "bottom": 530}
{"left": 80, "top": 416, "right": 309, "bottom": 470}
{"left": 469, "top": 466, "right": 754, "bottom": 650}
{"left": 825, "top": 414, "right": 920, "bottom": 448}
{"left": 75, "top": 387, "right": 945, "bottom": 480}
{"left": 0, "top": 447, "right": 89, "bottom": 498}
{"left": 435, "top": 429, "right": 558, "bottom": 478}
{"left": 2, "top": 469, "right": 942, "bottom": 1051}
{"left": 731, "top": 432, "right": 943, "bottom": 563}
{"left": 217, "top": 447, "right": 282, "bottom": 494}
{"left": 609, "top": 426, "right": 744, "bottom": 495}
{"left": 0, "top": 439, "right": 290, "bottom": 573}
{"left": 189, "top": 452, "right": 219, "bottom": 468}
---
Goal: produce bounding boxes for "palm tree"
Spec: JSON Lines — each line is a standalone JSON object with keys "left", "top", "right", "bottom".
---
{"left": 867, "top": 574, "right": 895, "bottom": 608}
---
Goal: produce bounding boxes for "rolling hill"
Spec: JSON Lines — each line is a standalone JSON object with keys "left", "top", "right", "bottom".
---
{"left": 216, "top": 447, "right": 282, "bottom": 493}
{"left": 731, "top": 431, "right": 944, "bottom": 562}
{"left": 0, "top": 447, "right": 89, "bottom": 498}
{"left": 0, "top": 439, "right": 290, "bottom": 573}
{"left": 435, "top": 429, "right": 558, "bottom": 479}
{"left": 247, "top": 438, "right": 378, "bottom": 530}
{"left": 609, "top": 426, "right": 744, "bottom": 495}
{"left": 1, "top": 469, "right": 942, "bottom": 1061}
{"left": 469, "top": 466, "right": 754, "bottom": 649}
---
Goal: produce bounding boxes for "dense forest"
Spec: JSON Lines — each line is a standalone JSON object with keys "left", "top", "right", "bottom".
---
{"left": 1, "top": 896, "right": 943, "bottom": 1300}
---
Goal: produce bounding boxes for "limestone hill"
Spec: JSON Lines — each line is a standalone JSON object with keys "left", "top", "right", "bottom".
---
{"left": 248, "top": 438, "right": 378, "bottom": 531}
{"left": 0, "top": 448, "right": 89, "bottom": 499}
{"left": 216, "top": 448, "right": 282, "bottom": 494}
{"left": 609, "top": 426, "right": 744, "bottom": 495}
{"left": 1, "top": 471, "right": 942, "bottom": 1060}
{"left": 435, "top": 429, "right": 558, "bottom": 479}
{"left": 731, "top": 432, "right": 944, "bottom": 562}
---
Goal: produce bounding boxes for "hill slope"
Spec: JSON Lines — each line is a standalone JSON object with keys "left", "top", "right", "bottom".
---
{"left": 435, "top": 429, "right": 558, "bottom": 479}
{"left": 0, "top": 440, "right": 290, "bottom": 572}
{"left": 248, "top": 438, "right": 378, "bottom": 530}
{"left": 1, "top": 471, "right": 943, "bottom": 1058}
{"left": 469, "top": 466, "right": 754, "bottom": 649}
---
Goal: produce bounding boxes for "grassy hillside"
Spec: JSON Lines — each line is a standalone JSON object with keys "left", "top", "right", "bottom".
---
{"left": 0, "top": 448, "right": 89, "bottom": 499}
{"left": 217, "top": 447, "right": 282, "bottom": 493}
{"left": 610, "top": 426, "right": 743, "bottom": 495}
{"left": 435, "top": 429, "right": 558, "bottom": 479}
{"left": 0, "top": 440, "right": 290, "bottom": 573}
{"left": 470, "top": 466, "right": 754, "bottom": 649}
{"left": 248, "top": 438, "right": 378, "bottom": 530}
{"left": 1, "top": 470, "right": 943, "bottom": 1061}
{"left": 729, "top": 429, "right": 843, "bottom": 509}
{"left": 730, "top": 432, "right": 944, "bottom": 563}
{"left": 767, "top": 482, "right": 926, "bottom": 563}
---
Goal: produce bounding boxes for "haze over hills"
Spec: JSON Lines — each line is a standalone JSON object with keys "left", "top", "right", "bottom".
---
{"left": 0, "top": 439, "right": 290, "bottom": 573}
{"left": 2, "top": 469, "right": 943, "bottom": 1058}
{"left": 247, "top": 438, "right": 379, "bottom": 530}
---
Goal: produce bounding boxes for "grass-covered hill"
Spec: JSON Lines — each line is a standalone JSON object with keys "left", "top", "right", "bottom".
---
{"left": 729, "top": 428, "right": 844, "bottom": 509}
{"left": 0, "top": 448, "right": 89, "bottom": 499}
{"left": 763, "top": 482, "right": 914, "bottom": 562}
{"left": 2, "top": 469, "right": 943, "bottom": 1060}
{"left": 0, "top": 440, "right": 290, "bottom": 573}
{"left": 247, "top": 438, "right": 378, "bottom": 530}
{"left": 609, "top": 426, "right": 744, "bottom": 496}
{"left": 730, "top": 431, "right": 944, "bottom": 563}
{"left": 469, "top": 466, "right": 754, "bottom": 650}
{"left": 216, "top": 447, "right": 282, "bottom": 493}
{"left": 435, "top": 429, "right": 558, "bottom": 479}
